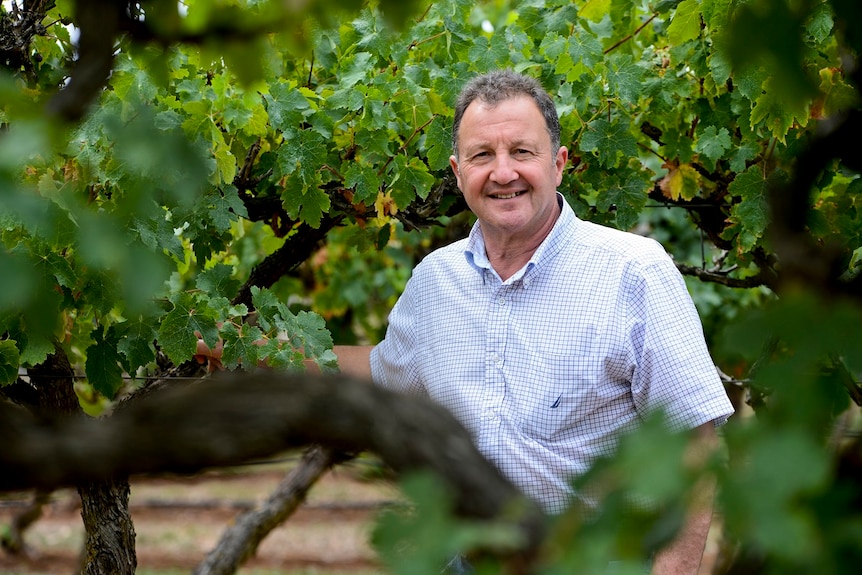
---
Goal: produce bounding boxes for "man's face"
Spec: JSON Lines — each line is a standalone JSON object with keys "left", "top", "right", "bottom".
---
{"left": 450, "top": 95, "right": 567, "bottom": 246}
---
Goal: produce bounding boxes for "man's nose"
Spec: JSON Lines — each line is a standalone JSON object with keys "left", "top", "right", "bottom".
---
{"left": 490, "top": 153, "right": 518, "bottom": 185}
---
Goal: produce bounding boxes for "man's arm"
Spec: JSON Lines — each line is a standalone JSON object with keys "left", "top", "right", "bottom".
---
{"left": 331, "top": 345, "right": 374, "bottom": 380}
{"left": 651, "top": 422, "right": 720, "bottom": 575}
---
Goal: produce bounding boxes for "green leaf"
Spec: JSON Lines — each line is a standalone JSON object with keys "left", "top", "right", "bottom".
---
{"left": 212, "top": 136, "right": 237, "bottom": 185}
{"left": 729, "top": 142, "right": 759, "bottom": 173}
{"left": 750, "top": 77, "right": 811, "bottom": 142}
{"left": 286, "top": 310, "right": 334, "bottom": 359}
{"left": 206, "top": 186, "right": 249, "bottom": 232}
{"left": 157, "top": 292, "right": 219, "bottom": 365}
{"left": 344, "top": 162, "right": 383, "bottom": 204}
{"left": 220, "top": 323, "right": 265, "bottom": 370}
{"left": 276, "top": 129, "right": 327, "bottom": 189}
{"left": 667, "top": 0, "right": 702, "bottom": 45}
{"left": 134, "top": 215, "right": 185, "bottom": 261}
{"left": 695, "top": 126, "right": 732, "bottom": 165}
{"left": 605, "top": 55, "right": 645, "bottom": 106}
{"left": 598, "top": 174, "right": 649, "bottom": 230}
{"left": 265, "top": 81, "right": 311, "bottom": 133}
{"left": 340, "top": 52, "right": 376, "bottom": 88}
{"left": 197, "top": 263, "right": 241, "bottom": 299}
{"left": 578, "top": 0, "right": 611, "bottom": 22}
{"left": 116, "top": 318, "right": 157, "bottom": 374}
{"left": 85, "top": 327, "right": 125, "bottom": 398}
{"left": 250, "top": 287, "right": 333, "bottom": 362}
{"left": 423, "top": 115, "right": 452, "bottom": 172}
{"left": 568, "top": 30, "right": 603, "bottom": 71}
{"left": 728, "top": 166, "right": 770, "bottom": 250}
{"left": 466, "top": 35, "right": 510, "bottom": 71}
{"left": 388, "top": 155, "right": 435, "bottom": 208}
{"left": 579, "top": 119, "right": 638, "bottom": 168}
{"left": 0, "top": 340, "right": 20, "bottom": 386}
{"left": 281, "top": 184, "right": 331, "bottom": 229}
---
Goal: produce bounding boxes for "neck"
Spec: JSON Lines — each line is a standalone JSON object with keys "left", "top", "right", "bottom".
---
{"left": 485, "top": 245, "right": 536, "bottom": 281}
{"left": 483, "top": 204, "right": 561, "bottom": 281}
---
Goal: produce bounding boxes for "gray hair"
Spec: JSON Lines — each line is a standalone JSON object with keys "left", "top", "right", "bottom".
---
{"left": 451, "top": 69, "right": 561, "bottom": 157}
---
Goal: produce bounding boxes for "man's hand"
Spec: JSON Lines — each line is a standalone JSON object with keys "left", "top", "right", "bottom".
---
{"left": 194, "top": 335, "right": 223, "bottom": 372}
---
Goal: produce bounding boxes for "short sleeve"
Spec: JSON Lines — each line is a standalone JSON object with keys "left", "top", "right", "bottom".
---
{"left": 370, "top": 273, "right": 426, "bottom": 396}
{"left": 626, "top": 251, "right": 735, "bottom": 431}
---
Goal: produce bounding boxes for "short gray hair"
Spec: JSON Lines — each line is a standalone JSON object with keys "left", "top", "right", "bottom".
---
{"left": 451, "top": 69, "right": 561, "bottom": 157}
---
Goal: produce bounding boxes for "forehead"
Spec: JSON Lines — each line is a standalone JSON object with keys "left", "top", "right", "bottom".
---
{"left": 458, "top": 96, "right": 549, "bottom": 147}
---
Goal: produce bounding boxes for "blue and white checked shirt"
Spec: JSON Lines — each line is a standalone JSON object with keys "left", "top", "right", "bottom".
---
{"left": 370, "top": 194, "right": 734, "bottom": 514}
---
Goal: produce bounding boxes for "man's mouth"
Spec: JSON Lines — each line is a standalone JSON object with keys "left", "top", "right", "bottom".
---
{"left": 490, "top": 191, "right": 525, "bottom": 200}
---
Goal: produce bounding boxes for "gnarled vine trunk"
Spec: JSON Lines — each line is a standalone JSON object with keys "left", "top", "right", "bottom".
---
{"left": 78, "top": 479, "right": 136, "bottom": 575}
{"left": 27, "top": 347, "right": 137, "bottom": 575}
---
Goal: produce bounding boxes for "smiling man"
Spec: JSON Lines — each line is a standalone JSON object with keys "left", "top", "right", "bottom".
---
{"left": 335, "top": 70, "right": 734, "bottom": 574}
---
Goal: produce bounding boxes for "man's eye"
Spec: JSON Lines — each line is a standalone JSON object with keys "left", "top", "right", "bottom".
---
{"left": 514, "top": 149, "right": 532, "bottom": 156}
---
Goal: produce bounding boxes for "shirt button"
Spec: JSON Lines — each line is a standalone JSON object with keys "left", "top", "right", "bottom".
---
{"left": 497, "top": 297, "right": 506, "bottom": 305}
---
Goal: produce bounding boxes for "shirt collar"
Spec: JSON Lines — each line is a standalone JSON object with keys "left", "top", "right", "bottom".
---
{"left": 464, "top": 193, "right": 575, "bottom": 283}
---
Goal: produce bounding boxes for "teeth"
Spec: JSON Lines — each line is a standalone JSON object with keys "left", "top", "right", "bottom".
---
{"left": 493, "top": 192, "right": 521, "bottom": 199}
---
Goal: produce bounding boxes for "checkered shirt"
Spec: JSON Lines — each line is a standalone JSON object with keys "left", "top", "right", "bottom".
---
{"left": 370, "top": 194, "right": 734, "bottom": 514}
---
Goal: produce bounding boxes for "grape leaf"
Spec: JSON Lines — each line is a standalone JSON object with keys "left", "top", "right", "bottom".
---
{"left": 667, "top": 0, "right": 702, "bottom": 45}
{"left": 281, "top": 183, "right": 331, "bottom": 229}
{"left": 157, "top": 292, "right": 219, "bottom": 365}
{"left": 568, "top": 28, "right": 603, "bottom": 71}
{"left": 85, "top": 327, "right": 125, "bottom": 398}
{"left": 695, "top": 126, "right": 732, "bottom": 165}
{"left": 389, "top": 155, "right": 435, "bottom": 208}
{"left": 579, "top": 118, "right": 638, "bottom": 167}
{"left": 660, "top": 164, "right": 700, "bottom": 201}
{"left": 599, "top": 174, "right": 650, "bottom": 230}
{"left": 578, "top": 0, "right": 611, "bottom": 22}
{"left": 204, "top": 185, "right": 248, "bottom": 232}
{"left": 424, "top": 115, "right": 452, "bottom": 172}
{"left": 134, "top": 215, "right": 185, "bottom": 261}
{"left": 197, "top": 263, "right": 241, "bottom": 299}
{"left": 265, "top": 81, "right": 310, "bottom": 133}
{"left": 0, "top": 340, "right": 20, "bottom": 386}
{"left": 606, "top": 55, "right": 645, "bottom": 106}
{"left": 751, "top": 78, "right": 808, "bottom": 143}
{"left": 276, "top": 129, "right": 327, "bottom": 188}
{"left": 728, "top": 166, "right": 770, "bottom": 250}
{"left": 220, "top": 323, "right": 265, "bottom": 370}
{"left": 730, "top": 142, "right": 759, "bottom": 173}
{"left": 250, "top": 287, "right": 333, "bottom": 360}
{"left": 116, "top": 318, "right": 157, "bottom": 374}
{"left": 345, "top": 162, "right": 384, "bottom": 204}
{"left": 286, "top": 310, "right": 335, "bottom": 359}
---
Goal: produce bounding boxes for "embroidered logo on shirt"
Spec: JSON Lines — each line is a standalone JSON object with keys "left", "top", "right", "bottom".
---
{"left": 550, "top": 395, "right": 562, "bottom": 409}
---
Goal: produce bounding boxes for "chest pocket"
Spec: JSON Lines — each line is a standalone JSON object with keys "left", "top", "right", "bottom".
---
{"left": 508, "top": 354, "right": 605, "bottom": 442}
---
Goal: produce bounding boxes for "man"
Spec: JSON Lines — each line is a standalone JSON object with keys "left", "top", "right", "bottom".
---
{"left": 334, "top": 70, "right": 734, "bottom": 574}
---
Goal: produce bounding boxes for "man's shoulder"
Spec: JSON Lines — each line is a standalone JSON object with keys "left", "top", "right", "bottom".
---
{"left": 570, "top": 217, "right": 668, "bottom": 264}
{"left": 416, "top": 237, "right": 471, "bottom": 268}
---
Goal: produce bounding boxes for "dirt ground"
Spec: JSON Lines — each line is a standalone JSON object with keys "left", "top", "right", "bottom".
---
{"left": 0, "top": 456, "right": 397, "bottom": 574}
{"left": 1, "top": 456, "right": 722, "bottom": 575}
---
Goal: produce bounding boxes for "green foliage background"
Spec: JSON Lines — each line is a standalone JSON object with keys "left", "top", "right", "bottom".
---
{"left": 2, "top": 0, "right": 862, "bottom": 572}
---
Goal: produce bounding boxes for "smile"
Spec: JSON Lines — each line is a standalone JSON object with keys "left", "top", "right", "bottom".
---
{"left": 490, "top": 191, "right": 525, "bottom": 200}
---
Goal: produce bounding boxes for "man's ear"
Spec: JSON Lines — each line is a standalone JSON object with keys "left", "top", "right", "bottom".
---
{"left": 554, "top": 146, "right": 568, "bottom": 186}
{"left": 449, "top": 155, "right": 463, "bottom": 190}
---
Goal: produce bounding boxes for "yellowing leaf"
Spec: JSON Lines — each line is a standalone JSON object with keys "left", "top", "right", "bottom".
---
{"left": 578, "top": 0, "right": 611, "bottom": 22}
{"left": 660, "top": 164, "right": 700, "bottom": 201}
{"left": 375, "top": 190, "right": 398, "bottom": 218}
{"left": 667, "top": 0, "right": 702, "bottom": 45}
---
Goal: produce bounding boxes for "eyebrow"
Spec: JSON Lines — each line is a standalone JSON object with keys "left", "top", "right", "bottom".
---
{"left": 463, "top": 138, "right": 541, "bottom": 156}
